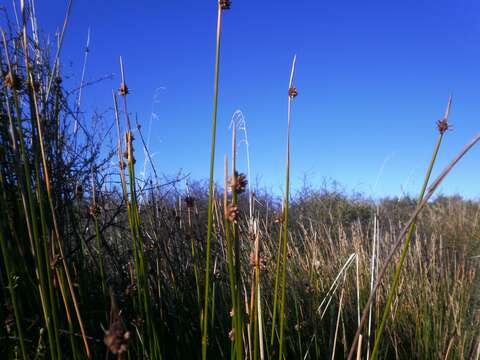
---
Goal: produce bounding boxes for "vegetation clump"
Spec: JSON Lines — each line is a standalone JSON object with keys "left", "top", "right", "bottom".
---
{"left": 0, "top": 2, "right": 479, "bottom": 360}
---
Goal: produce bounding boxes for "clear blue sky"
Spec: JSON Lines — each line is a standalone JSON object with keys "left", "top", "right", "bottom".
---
{"left": 32, "top": 0, "right": 480, "bottom": 198}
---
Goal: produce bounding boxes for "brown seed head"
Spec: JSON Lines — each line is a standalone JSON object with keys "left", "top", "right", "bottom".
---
{"left": 89, "top": 205, "right": 100, "bottom": 217}
{"left": 275, "top": 211, "right": 285, "bottom": 224}
{"left": 230, "top": 171, "right": 247, "bottom": 194}
{"left": 104, "top": 318, "right": 130, "bottom": 355}
{"left": 4, "top": 72, "right": 23, "bottom": 91}
{"left": 226, "top": 204, "right": 238, "bottom": 223}
{"left": 437, "top": 118, "right": 451, "bottom": 134}
{"left": 249, "top": 252, "right": 266, "bottom": 269}
{"left": 288, "top": 86, "right": 298, "bottom": 98}
{"left": 220, "top": 0, "right": 231, "bottom": 10}
{"left": 229, "top": 328, "right": 235, "bottom": 341}
{"left": 118, "top": 82, "right": 129, "bottom": 96}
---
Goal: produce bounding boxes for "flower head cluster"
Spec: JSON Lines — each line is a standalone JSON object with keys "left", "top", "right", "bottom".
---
{"left": 230, "top": 171, "right": 247, "bottom": 194}
{"left": 4, "top": 72, "right": 23, "bottom": 91}
{"left": 288, "top": 86, "right": 298, "bottom": 98}
{"left": 104, "top": 318, "right": 130, "bottom": 355}
{"left": 220, "top": 0, "right": 231, "bottom": 10}
{"left": 437, "top": 118, "right": 450, "bottom": 134}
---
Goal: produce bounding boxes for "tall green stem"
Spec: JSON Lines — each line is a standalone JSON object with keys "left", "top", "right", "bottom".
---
{"left": 202, "top": 3, "right": 226, "bottom": 359}
{"left": 278, "top": 55, "right": 297, "bottom": 360}
{"left": 0, "top": 178, "right": 27, "bottom": 359}
{"left": 270, "top": 220, "right": 284, "bottom": 347}
{"left": 370, "top": 97, "right": 451, "bottom": 360}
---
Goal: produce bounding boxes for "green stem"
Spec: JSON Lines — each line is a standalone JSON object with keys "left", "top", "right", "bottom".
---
{"left": 370, "top": 133, "right": 444, "bottom": 360}
{"left": 279, "top": 58, "right": 296, "bottom": 359}
{"left": 0, "top": 180, "right": 28, "bottom": 360}
{"left": 232, "top": 187, "right": 243, "bottom": 360}
{"left": 270, "top": 223, "right": 284, "bottom": 347}
{"left": 202, "top": 4, "right": 224, "bottom": 359}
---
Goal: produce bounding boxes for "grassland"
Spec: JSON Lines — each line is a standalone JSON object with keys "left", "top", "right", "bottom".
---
{"left": 0, "top": 2, "right": 479, "bottom": 359}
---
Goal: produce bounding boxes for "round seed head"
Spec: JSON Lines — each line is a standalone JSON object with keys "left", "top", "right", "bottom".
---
{"left": 118, "top": 82, "right": 129, "bottom": 96}
{"left": 230, "top": 171, "right": 247, "bottom": 194}
{"left": 220, "top": 0, "right": 231, "bottom": 10}
{"left": 104, "top": 318, "right": 130, "bottom": 355}
{"left": 4, "top": 71, "right": 23, "bottom": 91}
{"left": 437, "top": 118, "right": 451, "bottom": 134}
{"left": 288, "top": 86, "right": 298, "bottom": 98}
{"left": 226, "top": 204, "right": 238, "bottom": 223}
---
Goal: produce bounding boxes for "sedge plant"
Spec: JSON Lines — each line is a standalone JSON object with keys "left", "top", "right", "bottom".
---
{"left": 202, "top": 1, "right": 231, "bottom": 359}
{"left": 278, "top": 55, "right": 298, "bottom": 360}
{"left": 370, "top": 96, "right": 452, "bottom": 360}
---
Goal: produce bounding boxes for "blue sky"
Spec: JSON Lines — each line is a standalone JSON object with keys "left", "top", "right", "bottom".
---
{"left": 30, "top": 0, "right": 480, "bottom": 198}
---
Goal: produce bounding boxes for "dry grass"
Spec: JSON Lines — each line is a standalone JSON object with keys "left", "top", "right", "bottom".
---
{"left": 0, "top": 2, "right": 479, "bottom": 360}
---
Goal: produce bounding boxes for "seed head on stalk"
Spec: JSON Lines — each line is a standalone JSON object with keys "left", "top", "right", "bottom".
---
{"left": 230, "top": 171, "right": 248, "bottom": 194}
{"left": 4, "top": 71, "right": 23, "bottom": 90}
{"left": 201, "top": 1, "right": 231, "bottom": 358}
{"left": 437, "top": 118, "right": 451, "bottom": 134}
{"left": 104, "top": 291, "right": 130, "bottom": 355}
{"left": 288, "top": 86, "right": 298, "bottom": 98}
{"left": 220, "top": 0, "right": 231, "bottom": 10}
